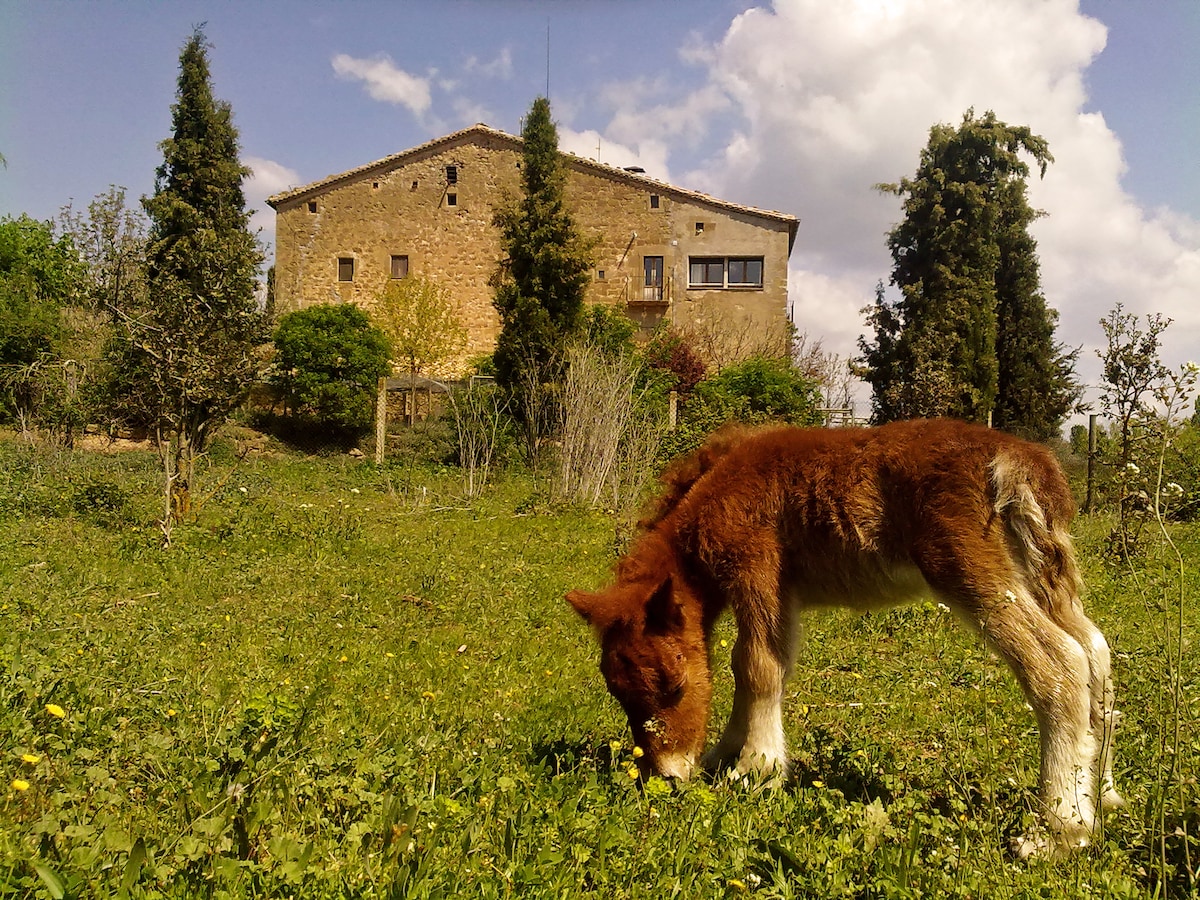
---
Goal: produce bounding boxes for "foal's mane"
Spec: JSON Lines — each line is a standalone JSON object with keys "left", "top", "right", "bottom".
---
{"left": 638, "top": 424, "right": 759, "bottom": 530}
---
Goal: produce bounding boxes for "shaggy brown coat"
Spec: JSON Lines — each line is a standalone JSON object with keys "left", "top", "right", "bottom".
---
{"left": 568, "top": 419, "right": 1121, "bottom": 856}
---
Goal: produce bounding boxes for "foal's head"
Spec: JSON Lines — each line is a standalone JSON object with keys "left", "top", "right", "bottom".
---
{"left": 568, "top": 569, "right": 712, "bottom": 779}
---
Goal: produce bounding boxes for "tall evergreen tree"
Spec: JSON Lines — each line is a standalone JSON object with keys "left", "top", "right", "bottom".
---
{"left": 491, "top": 96, "right": 592, "bottom": 457}
{"left": 860, "top": 110, "right": 1077, "bottom": 438}
{"left": 121, "top": 27, "right": 264, "bottom": 528}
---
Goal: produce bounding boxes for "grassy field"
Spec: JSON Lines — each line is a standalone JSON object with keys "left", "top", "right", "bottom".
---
{"left": 1, "top": 430, "right": 1196, "bottom": 898}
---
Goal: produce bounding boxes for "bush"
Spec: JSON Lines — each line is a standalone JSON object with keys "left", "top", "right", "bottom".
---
{"left": 643, "top": 328, "right": 706, "bottom": 396}
{"left": 271, "top": 304, "right": 391, "bottom": 434}
{"left": 659, "top": 355, "right": 823, "bottom": 464}
{"left": 697, "top": 355, "right": 823, "bottom": 424}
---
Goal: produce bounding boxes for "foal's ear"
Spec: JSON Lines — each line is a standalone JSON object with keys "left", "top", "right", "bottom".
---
{"left": 566, "top": 589, "right": 600, "bottom": 624}
{"left": 644, "top": 577, "right": 684, "bottom": 634}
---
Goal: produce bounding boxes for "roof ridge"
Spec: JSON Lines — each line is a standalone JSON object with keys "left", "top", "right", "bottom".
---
{"left": 266, "top": 124, "right": 798, "bottom": 228}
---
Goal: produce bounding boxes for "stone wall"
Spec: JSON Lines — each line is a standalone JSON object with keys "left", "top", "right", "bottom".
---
{"left": 273, "top": 129, "right": 795, "bottom": 375}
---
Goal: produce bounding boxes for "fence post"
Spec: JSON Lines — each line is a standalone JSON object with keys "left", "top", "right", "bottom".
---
{"left": 375, "top": 377, "right": 387, "bottom": 466}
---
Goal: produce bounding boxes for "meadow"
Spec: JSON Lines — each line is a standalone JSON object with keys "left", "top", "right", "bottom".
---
{"left": 0, "top": 430, "right": 1196, "bottom": 898}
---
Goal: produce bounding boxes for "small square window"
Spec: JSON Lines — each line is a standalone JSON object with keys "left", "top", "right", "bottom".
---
{"left": 411, "top": 180, "right": 419, "bottom": 191}
{"left": 337, "top": 257, "right": 354, "bottom": 282}
{"left": 447, "top": 193, "right": 457, "bottom": 207}
{"left": 391, "top": 255, "right": 409, "bottom": 279}
{"left": 446, "top": 165, "right": 458, "bottom": 185}
{"left": 650, "top": 194, "right": 660, "bottom": 209}
{"left": 308, "top": 201, "right": 317, "bottom": 213}
{"left": 372, "top": 181, "right": 380, "bottom": 190}
{"left": 597, "top": 269, "right": 606, "bottom": 281}
{"left": 695, "top": 222, "right": 705, "bottom": 235}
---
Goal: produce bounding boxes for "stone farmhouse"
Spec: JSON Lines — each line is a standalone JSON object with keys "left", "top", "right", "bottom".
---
{"left": 267, "top": 124, "right": 799, "bottom": 374}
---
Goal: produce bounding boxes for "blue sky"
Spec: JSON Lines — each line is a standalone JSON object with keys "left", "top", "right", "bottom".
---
{"left": 2, "top": 0, "right": 1197, "bottom": 412}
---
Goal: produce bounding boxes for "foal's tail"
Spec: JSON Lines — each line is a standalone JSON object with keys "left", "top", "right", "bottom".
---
{"left": 990, "top": 448, "right": 1084, "bottom": 621}
{"left": 639, "top": 424, "right": 758, "bottom": 529}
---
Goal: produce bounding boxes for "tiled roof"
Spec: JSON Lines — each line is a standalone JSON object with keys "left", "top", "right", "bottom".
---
{"left": 266, "top": 123, "right": 799, "bottom": 238}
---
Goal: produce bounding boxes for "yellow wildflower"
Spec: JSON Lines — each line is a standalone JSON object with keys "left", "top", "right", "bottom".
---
{"left": 21, "top": 754, "right": 39, "bottom": 765}
{"left": 11, "top": 779, "right": 30, "bottom": 792}
{"left": 45, "top": 704, "right": 65, "bottom": 719}
{"left": 632, "top": 746, "right": 644, "bottom": 759}
{"left": 421, "top": 690, "right": 436, "bottom": 701}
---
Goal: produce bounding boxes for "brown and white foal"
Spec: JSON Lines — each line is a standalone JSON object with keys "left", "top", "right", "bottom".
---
{"left": 567, "top": 419, "right": 1121, "bottom": 855}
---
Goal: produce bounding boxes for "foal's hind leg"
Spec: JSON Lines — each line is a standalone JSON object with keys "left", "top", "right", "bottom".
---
{"left": 1052, "top": 605, "right": 1123, "bottom": 812}
{"left": 970, "top": 587, "right": 1097, "bottom": 854}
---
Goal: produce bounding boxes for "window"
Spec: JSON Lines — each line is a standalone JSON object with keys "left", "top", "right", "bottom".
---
{"left": 372, "top": 181, "right": 380, "bottom": 190}
{"left": 596, "top": 269, "right": 606, "bottom": 281}
{"left": 689, "top": 257, "right": 724, "bottom": 288}
{"left": 447, "top": 193, "right": 457, "bottom": 207}
{"left": 727, "top": 257, "right": 764, "bottom": 287}
{"left": 695, "top": 222, "right": 705, "bottom": 235}
{"left": 390, "top": 255, "right": 409, "bottom": 279}
{"left": 446, "top": 165, "right": 458, "bottom": 185}
{"left": 308, "top": 201, "right": 317, "bottom": 213}
{"left": 688, "top": 256, "right": 764, "bottom": 289}
{"left": 642, "top": 256, "right": 664, "bottom": 301}
{"left": 337, "top": 257, "right": 354, "bottom": 282}
{"left": 649, "top": 194, "right": 660, "bottom": 209}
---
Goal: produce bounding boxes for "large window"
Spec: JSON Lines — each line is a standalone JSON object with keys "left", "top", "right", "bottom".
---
{"left": 689, "top": 257, "right": 725, "bottom": 288}
{"left": 688, "top": 256, "right": 763, "bottom": 289}
{"left": 390, "top": 255, "right": 409, "bottom": 279}
{"left": 727, "top": 257, "right": 763, "bottom": 287}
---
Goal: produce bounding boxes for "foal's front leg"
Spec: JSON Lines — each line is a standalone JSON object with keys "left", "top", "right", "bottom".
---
{"left": 704, "top": 609, "right": 798, "bottom": 778}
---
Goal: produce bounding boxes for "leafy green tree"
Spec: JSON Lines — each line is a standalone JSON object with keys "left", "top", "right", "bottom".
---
{"left": 372, "top": 275, "right": 466, "bottom": 379}
{"left": 0, "top": 215, "right": 85, "bottom": 429}
{"left": 861, "top": 110, "right": 1076, "bottom": 436}
{"left": 115, "top": 28, "right": 265, "bottom": 526}
{"left": 491, "top": 96, "right": 592, "bottom": 458}
{"left": 271, "top": 304, "right": 391, "bottom": 433}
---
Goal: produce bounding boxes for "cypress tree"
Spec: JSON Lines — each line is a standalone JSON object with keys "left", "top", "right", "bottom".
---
{"left": 126, "top": 27, "right": 264, "bottom": 526}
{"left": 860, "top": 110, "right": 1077, "bottom": 436}
{"left": 491, "top": 96, "right": 592, "bottom": 457}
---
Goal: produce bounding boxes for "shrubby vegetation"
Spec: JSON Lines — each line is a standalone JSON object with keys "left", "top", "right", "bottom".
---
{"left": 270, "top": 304, "right": 391, "bottom": 435}
{"left": 0, "top": 430, "right": 1196, "bottom": 898}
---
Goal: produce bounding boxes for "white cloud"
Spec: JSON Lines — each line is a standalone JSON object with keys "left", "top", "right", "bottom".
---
{"left": 559, "top": 128, "right": 673, "bottom": 184}
{"left": 464, "top": 47, "right": 513, "bottom": 81}
{"left": 331, "top": 53, "right": 432, "bottom": 115}
{"left": 244, "top": 156, "right": 301, "bottom": 259}
{"left": 591, "top": 0, "right": 1200, "bottom": 416}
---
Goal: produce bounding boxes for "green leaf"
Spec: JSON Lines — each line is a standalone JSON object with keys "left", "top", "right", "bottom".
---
{"left": 33, "top": 862, "right": 66, "bottom": 900}
{"left": 119, "top": 838, "right": 146, "bottom": 896}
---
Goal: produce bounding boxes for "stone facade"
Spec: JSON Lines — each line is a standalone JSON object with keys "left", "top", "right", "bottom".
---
{"left": 268, "top": 125, "right": 798, "bottom": 374}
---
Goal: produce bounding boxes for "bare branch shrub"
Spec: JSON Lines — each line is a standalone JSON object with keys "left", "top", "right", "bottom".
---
{"left": 449, "top": 381, "right": 510, "bottom": 498}
{"left": 679, "top": 308, "right": 794, "bottom": 370}
{"left": 556, "top": 343, "right": 667, "bottom": 514}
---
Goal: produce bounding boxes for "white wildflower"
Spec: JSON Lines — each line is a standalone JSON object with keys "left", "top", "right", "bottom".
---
{"left": 1125, "top": 462, "right": 1140, "bottom": 475}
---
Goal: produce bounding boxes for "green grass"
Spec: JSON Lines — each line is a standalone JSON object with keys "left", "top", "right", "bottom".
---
{"left": 0, "top": 432, "right": 1196, "bottom": 898}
